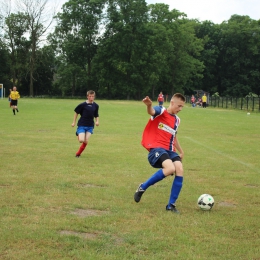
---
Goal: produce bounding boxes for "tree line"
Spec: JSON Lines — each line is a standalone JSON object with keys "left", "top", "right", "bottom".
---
{"left": 0, "top": 0, "right": 259, "bottom": 100}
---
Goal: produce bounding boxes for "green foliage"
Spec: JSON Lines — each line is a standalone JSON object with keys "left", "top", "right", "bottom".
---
{"left": 245, "top": 92, "right": 258, "bottom": 98}
{"left": 0, "top": 47, "right": 12, "bottom": 89}
{"left": 3, "top": 12, "right": 30, "bottom": 89}
{"left": 212, "top": 92, "right": 220, "bottom": 97}
{"left": 0, "top": 99, "right": 260, "bottom": 259}
{"left": 50, "top": 0, "right": 105, "bottom": 96}
{"left": 93, "top": 0, "right": 150, "bottom": 99}
{"left": 93, "top": 2, "right": 204, "bottom": 99}
{"left": 1, "top": 1, "right": 260, "bottom": 98}
{"left": 193, "top": 15, "right": 260, "bottom": 97}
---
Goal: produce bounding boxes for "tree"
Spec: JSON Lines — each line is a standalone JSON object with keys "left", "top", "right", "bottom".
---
{"left": 3, "top": 13, "right": 30, "bottom": 87}
{"left": 193, "top": 20, "right": 220, "bottom": 94}
{"left": 0, "top": 44, "right": 12, "bottom": 90}
{"left": 148, "top": 4, "right": 204, "bottom": 95}
{"left": 20, "top": 46, "right": 56, "bottom": 96}
{"left": 217, "top": 15, "right": 260, "bottom": 96}
{"left": 92, "top": 0, "right": 150, "bottom": 99}
{"left": 17, "top": 0, "right": 56, "bottom": 96}
{"left": 50, "top": 0, "right": 105, "bottom": 96}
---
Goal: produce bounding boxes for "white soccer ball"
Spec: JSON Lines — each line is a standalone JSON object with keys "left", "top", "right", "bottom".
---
{"left": 247, "top": 112, "right": 250, "bottom": 115}
{"left": 197, "top": 194, "right": 214, "bottom": 210}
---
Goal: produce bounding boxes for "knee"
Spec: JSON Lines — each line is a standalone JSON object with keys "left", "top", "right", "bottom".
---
{"left": 78, "top": 138, "right": 84, "bottom": 143}
{"left": 175, "top": 165, "right": 184, "bottom": 177}
{"left": 163, "top": 165, "right": 176, "bottom": 176}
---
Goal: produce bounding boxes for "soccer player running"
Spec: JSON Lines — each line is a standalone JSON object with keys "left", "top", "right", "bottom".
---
{"left": 10, "top": 86, "right": 20, "bottom": 115}
{"left": 134, "top": 93, "right": 185, "bottom": 214}
{"left": 71, "top": 90, "right": 99, "bottom": 158}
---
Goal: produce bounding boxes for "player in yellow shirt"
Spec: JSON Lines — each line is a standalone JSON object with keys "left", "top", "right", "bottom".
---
{"left": 10, "top": 86, "right": 20, "bottom": 115}
{"left": 202, "top": 93, "right": 207, "bottom": 108}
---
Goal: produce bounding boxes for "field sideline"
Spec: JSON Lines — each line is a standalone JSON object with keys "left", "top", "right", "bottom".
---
{"left": 0, "top": 98, "right": 259, "bottom": 260}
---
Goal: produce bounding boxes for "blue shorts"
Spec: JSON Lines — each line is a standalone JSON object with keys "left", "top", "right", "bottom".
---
{"left": 148, "top": 148, "right": 180, "bottom": 168}
{"left": 76, "top": 126, "right": 94, "bottom": 135}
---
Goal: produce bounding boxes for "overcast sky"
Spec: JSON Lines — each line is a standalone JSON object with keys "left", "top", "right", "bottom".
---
{"left": 56, "top": 0, "right": 260, "bottom": 24}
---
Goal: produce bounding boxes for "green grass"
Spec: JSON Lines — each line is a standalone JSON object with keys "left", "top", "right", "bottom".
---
{"left": 0, "top": 98, "right": 259, "bottom": 260}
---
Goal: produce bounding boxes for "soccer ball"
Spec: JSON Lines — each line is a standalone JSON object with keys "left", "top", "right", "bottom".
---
{"left": 197, "top": 194, "right": 214, "bottom": 210}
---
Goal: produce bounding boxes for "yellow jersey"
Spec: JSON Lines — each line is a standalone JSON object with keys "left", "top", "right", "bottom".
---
{"left": 10, "top": 91, "right": 20, "bottom": 100}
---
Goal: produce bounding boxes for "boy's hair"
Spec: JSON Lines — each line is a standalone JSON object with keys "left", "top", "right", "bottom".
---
{"left": 87, "top": 90, "right": 95, "bottom": 96}
{"left": 172, "top": 93, "right": 186, "bottom": 102}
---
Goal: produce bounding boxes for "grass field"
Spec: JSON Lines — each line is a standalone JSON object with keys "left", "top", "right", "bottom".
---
{"left": 0, "top": 98, "right": 259, "bottom": 260}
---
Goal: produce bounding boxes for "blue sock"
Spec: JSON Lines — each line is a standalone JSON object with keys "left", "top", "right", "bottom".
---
{"left": 141, "top": 169, "right": 165, "bottom": 190}
{"left": 168, "top": 176, "right": 183, "bottom": 206}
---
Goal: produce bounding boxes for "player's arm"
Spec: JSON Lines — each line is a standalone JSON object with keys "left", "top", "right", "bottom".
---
{"left": 143, "top": 96, "right": 155, "bottom": 116}
{"left": 95, "top": 117, "right": 99, "bottom": 126}
{"left": 71, "top": 113, "right": 78, "bottom": 127}
{"left": 175, "top": 136, "right": 184, "bottom": 160}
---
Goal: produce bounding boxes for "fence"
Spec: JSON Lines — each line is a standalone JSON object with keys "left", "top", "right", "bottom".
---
{"left": 187, "top": 96, "right": 260, "bottom": 112}
{"left": 209, "top": 96, "right": 260, "bottom": 112}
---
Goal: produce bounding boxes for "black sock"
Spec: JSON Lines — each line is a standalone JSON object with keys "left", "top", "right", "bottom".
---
{"left": 16, "top": 108, "right": 19, "bottom": 112}
{"left": 13, "top": 109, "right": 15, "bottom": 115}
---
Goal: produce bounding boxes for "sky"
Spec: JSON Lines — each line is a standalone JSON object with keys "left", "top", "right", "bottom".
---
{"left": 56, "top": 0, "right": 260, "bottom": 24}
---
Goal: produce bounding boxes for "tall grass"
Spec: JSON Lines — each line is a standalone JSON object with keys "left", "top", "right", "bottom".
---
{"left": 0, "top": 98, "right": 259, "bottom": 260}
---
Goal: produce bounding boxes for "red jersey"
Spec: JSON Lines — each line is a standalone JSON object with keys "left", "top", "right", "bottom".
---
{"left": 141, "top": 107, "right": 180, "bottom": 152}
{"left": 157, "top": 94, "right": 164, "bottom": 102}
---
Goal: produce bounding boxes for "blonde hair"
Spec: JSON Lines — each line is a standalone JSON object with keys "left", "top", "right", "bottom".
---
{"left": 87, "top": 90, "right": 95, "bottom": 96}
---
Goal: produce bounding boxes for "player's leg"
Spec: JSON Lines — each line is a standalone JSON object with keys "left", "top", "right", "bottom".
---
{"left": 11, "top": 102, "right": 15, "bottom": 115}
{"left": 166, "top": 159, "right": 183, "bottom": 213}
{"left": 75, "top": 132, "right": 86, "bottom": 157}
{"left": 75, "top": 128, "right": 93, "bottom": 157}
{"left": 134, "top": 149, "right": 171, "bottom": 203}
{"left": 84, "top": 131, "right": 92, "bottom": 144}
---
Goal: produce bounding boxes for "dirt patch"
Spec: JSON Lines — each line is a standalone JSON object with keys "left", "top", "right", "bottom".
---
{"left": 0, "top": 184, "right": 10, "bottom": 188}
{"left": 77, "top": 183, "right": 106, "bottom": 188}
{"left": 244, "top": 184, "right": 258, "bottom": 188}
{"left": 113, "top": 236, "right": 124, "bottom": 245}
{"left": 60, "top": 230, "right": 125, "bottom": 245}
{"left": 60, "top": 230, "right": 98, "bottom": 239}
{"left": 218, "top": 201, "right": 236, "bottom": 207}
{"left": 71, "top": 208, "right": 108, "bottom": 217}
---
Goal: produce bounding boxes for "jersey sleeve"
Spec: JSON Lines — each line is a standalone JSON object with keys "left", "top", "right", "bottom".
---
{"left": 94, "top": 103, "right": 99, "bottom": 118}
{"left": 152, "top": 106, "right": 164, "bottom": 119}
{"left": 74, "top": 103, "right": 83, "bottom": 114}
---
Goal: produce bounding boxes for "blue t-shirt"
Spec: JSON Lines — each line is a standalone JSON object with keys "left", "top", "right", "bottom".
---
{"left": 74, "top": 102, "right": 99, "bottom": 127}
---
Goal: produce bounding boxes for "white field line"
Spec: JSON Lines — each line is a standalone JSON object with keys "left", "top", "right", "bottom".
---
{"left": 184, "top": 136, "right": 260, "bottom": 174}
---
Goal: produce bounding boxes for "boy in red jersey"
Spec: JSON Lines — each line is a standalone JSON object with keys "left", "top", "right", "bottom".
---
{"left": 157, "top": 91, "right": 164, "bottom": 107}
{"left": 134, "top": 93, "right": 185, "bottom": 214}
{"left": 71, "top": 90, "right": 99, "bottom": 157}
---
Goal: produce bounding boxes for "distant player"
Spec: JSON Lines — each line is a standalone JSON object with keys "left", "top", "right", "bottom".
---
{"left": 10, "top": 86, "right": 20, "bottom": 115}
{"left": 202, "top": 93, "right": 207, "bottom": 108}
{"left": 71, "top": 90, "right": 99, "bottom": 157}
{"left": 157, "top": 91, "right": 164, "bottom": 107}
{"left": 134, "top": 93, "right": 185, "bottom": 214}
